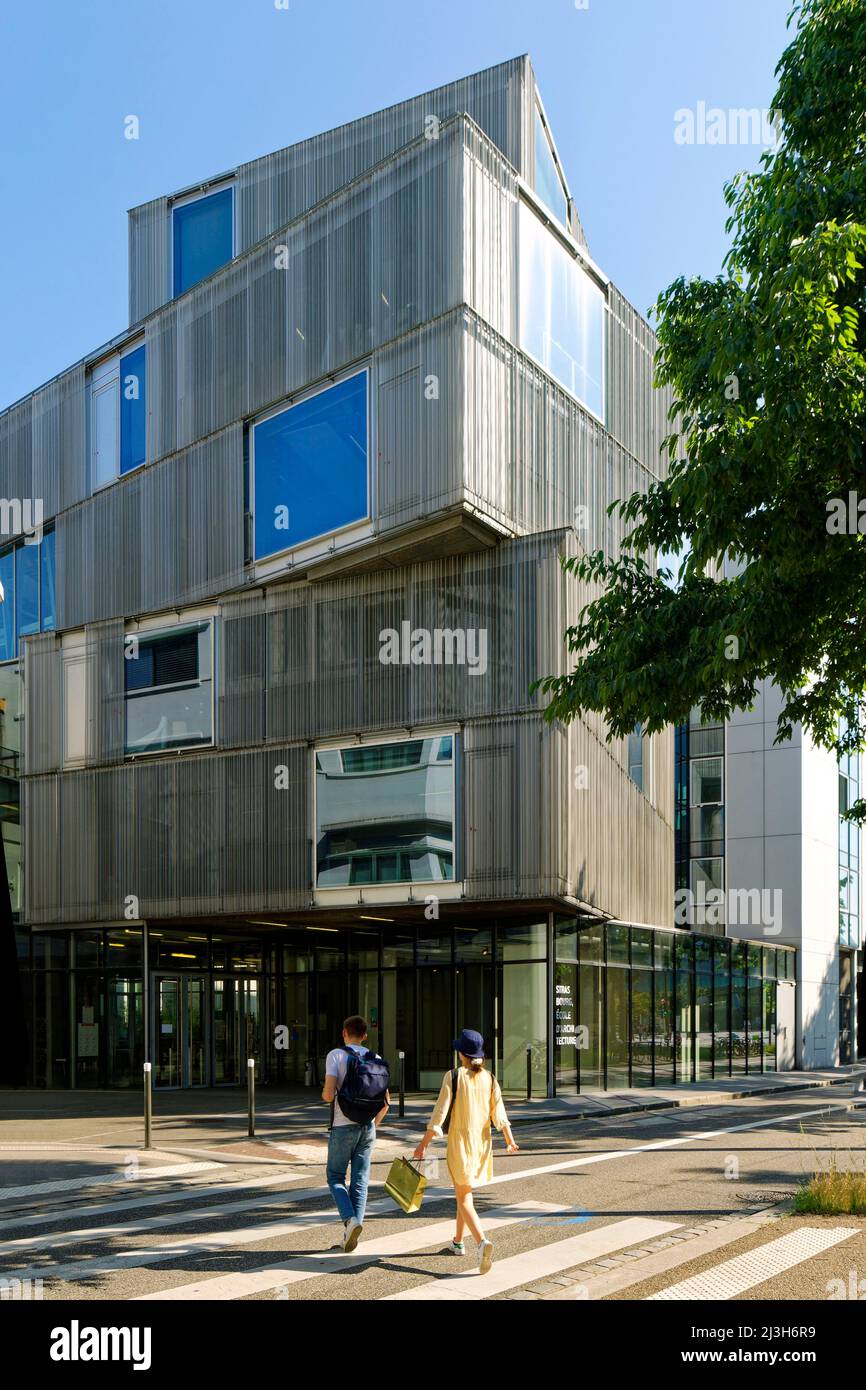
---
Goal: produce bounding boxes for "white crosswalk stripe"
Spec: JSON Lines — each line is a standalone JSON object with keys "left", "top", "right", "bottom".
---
{"left": 0, "top": 1170, "right": 299, "bottom": 1234}
{"left": 0, "top": 1160, "right": 223, "bottom": 1202}
{"left": 383, "top": 1218, "right": 682, "bottom": 1300}
{"left": 133, "top": 1202, "right": 564, "bottom": 1301}
{"left": 3, "top": 1174, "right": 308, "bottom": 1255}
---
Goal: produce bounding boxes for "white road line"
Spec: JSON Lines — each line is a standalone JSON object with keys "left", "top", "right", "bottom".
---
{"left": 383, "top": 1217, "right": 682, "bottom": 1300}
{"left": 0, "top": 1171, "right": 301, "bottom": 1234}
{"left": 3, "top": 1177, "right": 310, "bottom": 1254}
{"left": 480, "top": 1101, "right": 850, "bottom": 1188}
{"left": 0, "top": 1161, "right": 223, "bottom": 1202}
{"left": 134, "top": 1202, "right": 564, "bottom": 1301}
{"left": 647, "top": 1226, "right": 859, "bottom": 1300}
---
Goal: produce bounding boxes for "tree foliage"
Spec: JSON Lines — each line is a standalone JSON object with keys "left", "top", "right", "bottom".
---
{"left": 536, "top": 0, "right": 866, "bottom": 810}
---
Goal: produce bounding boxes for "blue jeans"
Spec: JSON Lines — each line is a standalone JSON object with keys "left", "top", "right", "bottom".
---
{"left": 326, "top": 1122, "right": 376, "bottom": 1224}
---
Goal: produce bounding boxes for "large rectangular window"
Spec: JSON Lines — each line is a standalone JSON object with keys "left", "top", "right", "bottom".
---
{"left": 253, "top": 372, "right": 369, "bottom": 560}
{"left": 0, "top": 530, "right": 57, "bottom": 661}
{"left": 519, "top": 201, "right": 605, "bottom": 420}
{"left": 314, "top": 732, "right": 455, "bottom": 888}
{"left": 124, "top": 623, "right": 214, "bottom": 755}
{"left": 173, "top": 186, "right": 234, "bottom": 297}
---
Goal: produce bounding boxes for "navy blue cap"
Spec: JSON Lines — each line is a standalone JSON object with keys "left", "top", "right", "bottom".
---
{"left": 453, "top": 1028, "right": 485, "bottom": 1059}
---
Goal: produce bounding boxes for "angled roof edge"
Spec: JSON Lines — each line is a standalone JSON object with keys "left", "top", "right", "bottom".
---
{"left": 126, "top": 54, "right": 532, "bottom": 216}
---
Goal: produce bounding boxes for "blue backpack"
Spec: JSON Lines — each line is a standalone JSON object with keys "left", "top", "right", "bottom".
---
{"left": 335, "top": 1046, "right": 391, "bottom": 1124}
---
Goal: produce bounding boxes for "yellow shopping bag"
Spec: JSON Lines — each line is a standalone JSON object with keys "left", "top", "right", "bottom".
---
{"left": 384, "top": 1155, "right": 427, "bottom": 1213}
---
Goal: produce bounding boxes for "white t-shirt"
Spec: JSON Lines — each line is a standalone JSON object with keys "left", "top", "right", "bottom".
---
{"left": 326, "top": 1044, "right": 370, "bottom": 1128}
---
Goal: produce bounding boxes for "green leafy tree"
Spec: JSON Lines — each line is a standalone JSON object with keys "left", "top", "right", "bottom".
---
{"left": 536, "top": 0, "right": 866, "bottom": 811}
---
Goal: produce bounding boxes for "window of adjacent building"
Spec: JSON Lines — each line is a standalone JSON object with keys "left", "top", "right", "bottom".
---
{"left": 314, "top": 732, "right": 456, "bottom": 888}
{"left": 518, "top": 200, "right": 605, "bottom": 421}
{"left": 534, "top": 106, "right": 568, "bottom": 227}
{"left": 627, "top": 724, "right": 644, "bottom": 790}
{"left": 124, "top": 622, "right": 214, "bottom": 755}
{"left": 0, "top": 529, "right": 57, "bottom": 662}
{"left": 691, "top": 756, "right": 723, "bottom": 806}
{"left": 172, "top": 186, "right": 234, "bottom": 297}
{"left": 90, "top": 342, "right": 147, "bottom": 489}
{"left": 838, "top": 716, "right": 860, "bottom": 948}
{"left": 252, "top": 371, "right": 369, "bottom": 561}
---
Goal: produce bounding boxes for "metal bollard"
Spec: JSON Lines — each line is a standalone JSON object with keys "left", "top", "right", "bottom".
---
{"left": 398, "top": 1050, "right": 405, "bottom": 1118}
{"left": 143, "top": 1061, "right": 152, "bottom": 1150}
{"left": 526, "top": 1044, "right": 532, "bottom": 1101}
{"left": 247, "top": 1057, "right": 256, "bottom": 1137}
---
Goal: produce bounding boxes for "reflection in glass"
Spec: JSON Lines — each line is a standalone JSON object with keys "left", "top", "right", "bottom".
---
{"left": 534, "top": 108, "right": 568, "bottom": 225}
{"left": 519, "top": 201, "right": 605, "bottom": 420}
{"left": 315, "top": 735, "right": 455, "bottom": 887}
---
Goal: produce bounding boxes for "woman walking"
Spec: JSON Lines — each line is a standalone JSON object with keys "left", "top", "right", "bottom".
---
{"left": 413, "top": 1028, "right": 518, "bottom": 1273}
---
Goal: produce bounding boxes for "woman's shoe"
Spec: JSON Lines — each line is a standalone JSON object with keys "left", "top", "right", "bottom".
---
{"left": 448, "top": 1239, "right": 466, "bottom": 1256}
{"left": 478, "top": 1238, "right": 494, "bottom": 1275}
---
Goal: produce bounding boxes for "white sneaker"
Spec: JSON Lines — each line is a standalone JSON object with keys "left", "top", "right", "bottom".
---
{"left": 478, "top": 1238, "right": 494, "bottom": 1275}
{"left": 448, "top": 1239, "right": 466, "bottom": 1256}
{"left": 342, "top": 1216, "right": 363, "bottom": 1252}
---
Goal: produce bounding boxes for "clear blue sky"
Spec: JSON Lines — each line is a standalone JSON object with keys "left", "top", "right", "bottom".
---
{"left": 0, "top": 0, "right": 793, "bottom": 412}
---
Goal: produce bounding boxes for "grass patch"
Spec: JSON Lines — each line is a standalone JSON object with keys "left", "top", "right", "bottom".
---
{"left": 794, "top": 1167, "right": 866, "bottom": 1215}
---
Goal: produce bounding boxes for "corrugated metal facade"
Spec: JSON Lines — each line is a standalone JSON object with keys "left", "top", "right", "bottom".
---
{"left": 128, "top": 55, "right": 586, "bottom": 325}
{"left": 14, "top": 57, "right": 673, "bottom": 937}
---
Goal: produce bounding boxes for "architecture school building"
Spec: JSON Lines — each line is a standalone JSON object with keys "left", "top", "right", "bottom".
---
{"left": 0, "top": 58, "right": 799, "bottom": 1094}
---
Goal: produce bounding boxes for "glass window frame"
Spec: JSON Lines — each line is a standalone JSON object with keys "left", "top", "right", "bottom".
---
{"left": 517, "top": 195, "right": 607, "bottom": 424}
{"left": 123, "top": 619, "right": 216, "bottom": 758}
{"left": 89, "top": 338, "right": 146, "bottom": 492}
{"left": 251, "top": 368, "right": 371, "bottom": 562}
{"left": 171, "top": 183, "right": 236, "bottom": 299}
{"left": 313, "top": 728, "right": 459, "bottom": 892}
{"left": 0, "top": 527, "right": 57, "bottom": 664}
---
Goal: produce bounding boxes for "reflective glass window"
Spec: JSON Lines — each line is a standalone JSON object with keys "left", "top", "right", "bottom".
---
{"left": 120, "top": 344, "right": 147, "bottom": 474}
{"left": 534, "top": 107, "right": 568, "bottom": 225}
{"left": 315, "top": 734, "right": 455, "bottom": 887}
{"left": 254, "top": 372, "right": 368, "bottom": 558}
{"left": 173, "top": 187, "right": 234, "bottom": 297}
{"left": 519, "top": 202, "right": 605, "bottom": 420}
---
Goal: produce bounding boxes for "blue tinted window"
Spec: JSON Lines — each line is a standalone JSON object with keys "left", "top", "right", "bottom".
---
{"left": 15, "top": 542, "right": 39, "bottom": 642}
{"left": 172, "top": 187, "right": 234, "bottom": 297}
{"left": 519, "top": 202, "right": 605, "bottom": 420}
{"left": 534, "top": 110, "right": 568, "bottom": 227}
{"left": 120, "top": 344, "right": 147, "bottom": 473}
{"left": 254, "top": 373, "right": 368, "bottom": 560}
{"left": 0, "top": 550, "right": 14, "bottom": 661}
{"left": 40, "top": 530, "right": 56, "bottom": 631}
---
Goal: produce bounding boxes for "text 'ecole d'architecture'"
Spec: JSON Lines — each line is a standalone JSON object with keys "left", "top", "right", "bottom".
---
{"left": 0, "top": 57, "right": 805, "bottom": 1096}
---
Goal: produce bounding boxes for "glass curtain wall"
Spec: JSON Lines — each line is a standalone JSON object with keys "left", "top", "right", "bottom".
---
{"left": 17, "top": 921, "right": 794, "bottom": 1093}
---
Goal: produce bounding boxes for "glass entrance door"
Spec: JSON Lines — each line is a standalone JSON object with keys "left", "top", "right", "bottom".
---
{"left": 213, "top": 976, "right": 260, "bottom": 1084}
{"left": 153, "top": 974, "right": 209, "bottom": 1088}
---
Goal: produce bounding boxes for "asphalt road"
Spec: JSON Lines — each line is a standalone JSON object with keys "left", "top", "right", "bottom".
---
{"left": 2, "top": 1088, "right": 865, "bottom": 1303}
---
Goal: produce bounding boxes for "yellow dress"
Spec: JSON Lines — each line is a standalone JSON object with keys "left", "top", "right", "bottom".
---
{"left": 429, "top": 1065, "right": 509, "bottom": 1189}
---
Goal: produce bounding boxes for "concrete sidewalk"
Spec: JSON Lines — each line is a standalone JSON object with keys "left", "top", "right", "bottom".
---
{"left": 0, "top": 1067, "right": 863, "bottom": 1169}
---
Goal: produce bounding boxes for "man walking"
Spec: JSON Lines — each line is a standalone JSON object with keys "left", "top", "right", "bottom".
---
{"left": 322, "top": 1015, "right": 390, "bottom": 1251}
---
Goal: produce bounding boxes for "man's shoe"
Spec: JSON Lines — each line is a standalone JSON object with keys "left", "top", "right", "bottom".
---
{"left": 342, "top": 1216, "right": 363, "bottom": 1252}
{"left": 478, "top": 1238, "right": 494, "bottom": 1275}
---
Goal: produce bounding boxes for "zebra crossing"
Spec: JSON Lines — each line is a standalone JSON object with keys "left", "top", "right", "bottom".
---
{"left": 2, "top": 1096, "right": 861, "bottom": 1302}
